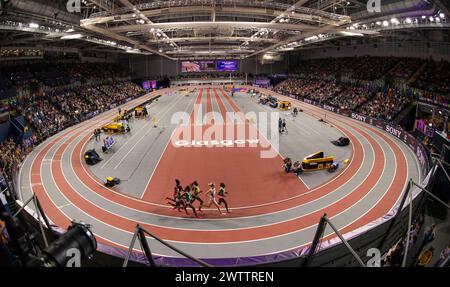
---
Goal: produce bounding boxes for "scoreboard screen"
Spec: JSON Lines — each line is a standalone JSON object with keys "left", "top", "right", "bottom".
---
{"left": 217, "top": 60, "right": 238, "bottom": 72}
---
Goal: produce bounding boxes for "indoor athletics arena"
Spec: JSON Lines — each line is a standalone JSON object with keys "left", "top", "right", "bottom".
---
{"left": 0, "top": 0, "right": 449, "bottom": 273}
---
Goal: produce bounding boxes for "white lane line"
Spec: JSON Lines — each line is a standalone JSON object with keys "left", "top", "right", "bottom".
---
{"left": 58, "top": 203, "right": 72, "bottom": 209}
{"left": 100, "top": 94, "right": 186, "bottom": 169}
{"left": 112, "top": 94, "right": 187, "bottom": 170}
{"left": 139, "top": 91, "right": 199, "bottom": 199}
{"left": 112, "top": 128, "right": 153, "bottom": 170}
{"left": 292, "top": 115, "right": 321, "bottom": 135}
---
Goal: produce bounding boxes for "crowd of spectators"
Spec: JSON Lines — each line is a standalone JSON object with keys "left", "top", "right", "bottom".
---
{"left": 0, "top": 62, "right": 145, "bottom": 179}
{"left": 0, "top": 136, "right": 37, "bottom": 178}
{"left": 272, "top": 55, "right": 449, "bottom": 121}
{"left": 358, "top": 89, "right": 411, "bottom": 121}
{"left": 411, "top": 60, "right": 450, "bottom": 95}
{"left": 382, "top": 216, "right": 424, "bottom": 267}
{"left": 275, "top": 76, "right": 380, "bottom": 112}
{"left": 387, "top": 57, "right": 424, "bottom": 82}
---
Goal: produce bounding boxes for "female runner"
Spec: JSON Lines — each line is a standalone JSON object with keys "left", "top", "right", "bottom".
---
{"left": 190, "top": 181, "right": 204, "bottom": 211}
{"left": 183, "top": 186, "right": 199, "bottom": 218}
{"left": 206, "top": 183, "right": 223, "bottom": 214}
{"left": 217, "top": 182, "right": 230, "bottom": 213}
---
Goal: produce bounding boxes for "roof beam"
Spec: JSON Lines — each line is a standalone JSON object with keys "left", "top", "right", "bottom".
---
{"left": 108, "top": 21, "right": 323, "bottom": 33}
{"left": 87, "top": 0, "right": 115, "bottom": 12}
{"left": 147, "top": 36, "right": 278, "bottom": 44}
{"left": 116, "top": 0, "right": 178, "bottom": 48}
{"left": 83, "top": 24, "right": 175, "bottom": 59}
{"left": 81, "top": 6, "right": 349, "bottom": 26}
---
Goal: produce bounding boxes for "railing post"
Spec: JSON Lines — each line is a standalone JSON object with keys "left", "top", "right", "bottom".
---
{"left": 33, "top": 195, "right": 49, "bottom": 248}
{"left": 34, "top": 195, "right": 54, "bottom": 237}
{"left": 303, "top": 213, "right": 328, "bottom": 267}
{"left": 137, "top": 226, "right": 156, "bottom": 267}
{"left": 378, "top": 180, "right": 411, "bottom": 250}
{"left": 140, "top": 227, "right": 212, "bottom": 267}
{"left": 401, "top": 180, "right": 414, "bottom": 267}
{"left": 324, "top": 216, "right": 366, "bottom": 267}
{"left": 123, "top": 225, "right": 140, "bottom": 267}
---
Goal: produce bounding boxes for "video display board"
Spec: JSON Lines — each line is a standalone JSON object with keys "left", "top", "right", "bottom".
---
{"left": 142, "top": 80, "right": 157, "bottom": 90}
{"left": 181, "top": 61, "right": 216, "bottom": 72}
{"left": 181, "top": 60, "right": 238, "bottom": 72}
{"left": 217, "top": 60, "right": 238, "bottom": 72}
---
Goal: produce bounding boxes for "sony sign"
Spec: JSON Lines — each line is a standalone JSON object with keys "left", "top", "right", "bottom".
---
{"left": 351, "top": 113, "right": 367, "bottom": 123}
{"left": 323, "top": 105, "right": 336, "bottom": 113}
{"left": 385, "top": 125, "right": 402, "bottom": 138}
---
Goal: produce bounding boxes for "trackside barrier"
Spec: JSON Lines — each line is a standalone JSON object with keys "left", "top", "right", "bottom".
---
{"left": 13, "top": 194, "right": 56, "bottom": 248}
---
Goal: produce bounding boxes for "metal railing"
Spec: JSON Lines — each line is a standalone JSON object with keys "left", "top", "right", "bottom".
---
{"left": 123, "top": 224, "right": 212, "bottom": 267}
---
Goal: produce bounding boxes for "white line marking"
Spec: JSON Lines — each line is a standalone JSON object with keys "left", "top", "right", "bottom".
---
{"left": 58, "top": 203, "right": 72, "bottom": 209}
{"left": 100, "top": 94, "right": 185, "bottom": 169}
{"left": 139, "top": 92, "right": 198, "bottom": 199}
{"left": 112, "top": 95, "right": 187, "bottom": 170}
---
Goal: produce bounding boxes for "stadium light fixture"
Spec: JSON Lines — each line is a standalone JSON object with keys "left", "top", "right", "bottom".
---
{"left": 429, "top": 16, "right": 434, "bottom": 22}
{"left": 422, "top": 15, "right": 427, "bottom": 19}
{"left": 382, "top": 20, "right": 389, "bottom": 27}
{"left": 29, "top": 23, "right": 39, "bottom": 28}
{"left": 126, "top": 49, "right": 141, "bottom": 54}
{"left": 65, "top": 28, "right": 75, "bottom": 33}
{"left": 406, "top": 18, "right": 412, "bottom": 24}
{"left": 341, "top": 31, "right": 364, "bottom": 37}
{"left": 61, "top": 34, "right": 83, "bottom": 39}
{"left": 440, "top": 13, "right": 445, "bottom": 19}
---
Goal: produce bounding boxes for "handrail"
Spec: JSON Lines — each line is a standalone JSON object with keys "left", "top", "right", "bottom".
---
{"left": 13, "top": 194, "right": 55, "bottom": 248}
{"left": 123, "top": 224, "right": 213, "bottom": 267}
{"left": 304, "top": 213, "right": 366, "bottom": 267}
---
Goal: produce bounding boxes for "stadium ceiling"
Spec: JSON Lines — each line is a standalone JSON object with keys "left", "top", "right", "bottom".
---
{"left": 0, "top": 0, "right": 450, "bottom": 60}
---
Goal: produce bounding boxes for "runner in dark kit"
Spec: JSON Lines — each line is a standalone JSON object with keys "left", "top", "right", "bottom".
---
{"left": 190, "top": 181, "right": 204, "bottom": 211}
{"left": 218, "top": 182, "right": 230, "bottom": 213}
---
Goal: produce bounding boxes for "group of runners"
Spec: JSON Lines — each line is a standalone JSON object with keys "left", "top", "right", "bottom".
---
{"left": 166, "top": 179, "right": 230, "bottom": 217}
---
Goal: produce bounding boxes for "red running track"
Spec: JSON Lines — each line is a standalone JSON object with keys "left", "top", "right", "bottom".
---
{"left": 19, "top": 86, "right": 412, "bottom": 259}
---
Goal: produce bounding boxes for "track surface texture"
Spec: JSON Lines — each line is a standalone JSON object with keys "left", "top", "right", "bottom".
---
{"left": 18, "top": 86, "right": 421, "bottom": 265}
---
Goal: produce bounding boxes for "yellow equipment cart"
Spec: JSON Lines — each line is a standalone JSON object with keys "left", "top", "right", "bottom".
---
{"left": 301, "top": 151, "right": 335, "bottom": 171}
{"left": 102, "top": 122, "right": 123, "bottom": 133}
{"left": 279, "top": 101, "right": 291, "bottom": 111}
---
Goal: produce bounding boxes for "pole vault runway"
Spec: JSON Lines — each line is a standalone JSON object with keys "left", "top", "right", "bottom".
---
{"left": 18, "top": 86, "right": 421, "bottom": 266}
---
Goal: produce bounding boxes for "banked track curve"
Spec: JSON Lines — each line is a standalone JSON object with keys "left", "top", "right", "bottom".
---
{"left": 18, "top": 86, "right": 421, "bottom": 266}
